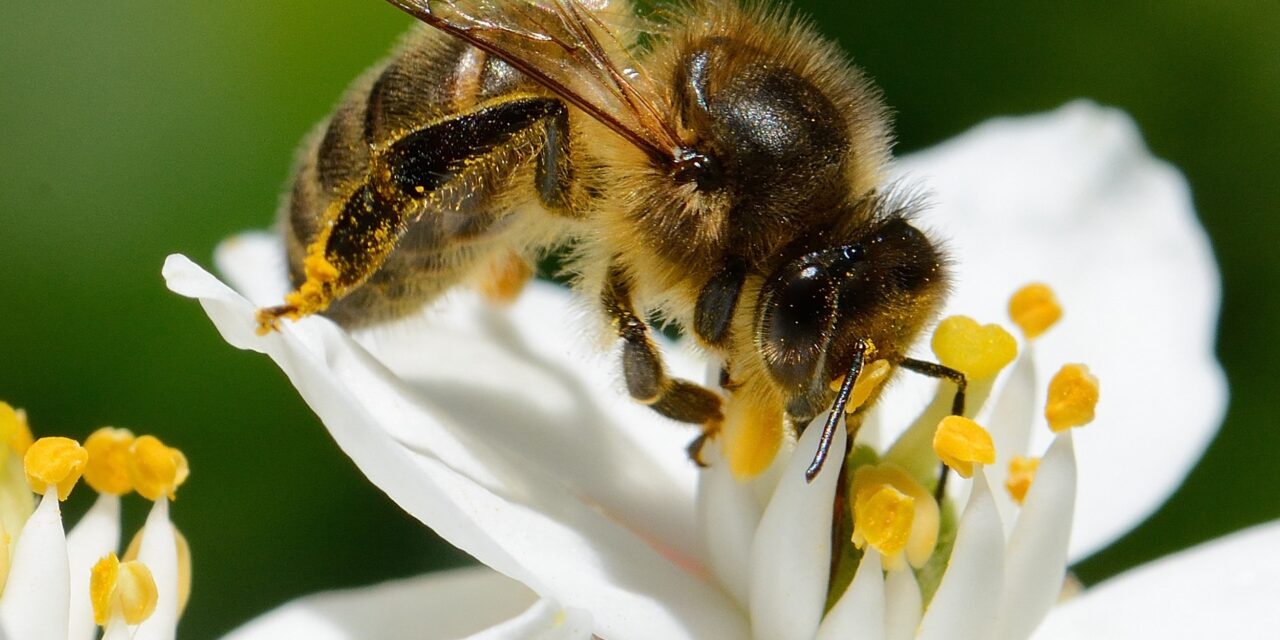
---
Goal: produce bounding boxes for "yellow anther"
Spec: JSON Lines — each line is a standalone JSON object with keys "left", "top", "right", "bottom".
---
{"left": 933, "top": 416, "right": 996, "bottom": 479}
{"left": 125, "top": 526, "right": 192, "bottom": 615}
{"left": 1005, "top": 456, "right": 1041, "bottom": 505}
{"left": 24, "top": 437, "right": 88, "bottom": 500}
{"left": 854, "top": 485, "right": 914, "bottom": 558}
{"left": 1008, "top": 283, "right": 1063, "bottom": 339}
{"left": 850, "top": 464, "right": 939, "bottom": 570}
{"left": 1045, "top": 364, "right": 1100, "bottom": 432}
{"left": 931, "top": 316, "right": 1018, "bottom": 380}
{"left": 83, "top": 427, "right": 136, "bottom": 496}
{"left": 90, "top": 553, "right": 118, "bottom": 625}
{"left": 829, "top": 359, "right": 893, "bottom": 413}
{"left": 126, "top": 436, "right": 189, "bottom": 501}
{"left": 90, "top": 553, "right": 158, "bottom": 626}
{"left": 0, "top": 402, "right": 34, "bottom": 458}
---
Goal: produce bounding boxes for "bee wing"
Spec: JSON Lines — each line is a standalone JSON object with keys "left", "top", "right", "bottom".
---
{"left": 384, "top": 0, "right": 681, "bottom": 163}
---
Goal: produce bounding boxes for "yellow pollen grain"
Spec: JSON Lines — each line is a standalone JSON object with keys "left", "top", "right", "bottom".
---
{"left": 126, "top": 435, "right": 189, "bottom": 501}
{"left": 851, "top": 464, "right": 939, "bottom": 569}
{"left": 1008, "top": 283, "right": 1063, "bottom": 339}
{"left": 1006, "top": 456, "right": 1041, "bottom": 505}
{"left": 24, "top": 437, "right": 89, "bottom": 500}
{"left": 931, "top": 316, "right": 1018, "bottom": 380}
{"left": 83, "top": 427, "right": 136, "bottom": 496}
{"left": 933, "top": 415, "right": 996, "bottom": 479}
{"left": 1045, "top": 364, "right": 1100, "bottom": 432}
{"left": 829, "top": 359, "right": 893, "bottom": 413}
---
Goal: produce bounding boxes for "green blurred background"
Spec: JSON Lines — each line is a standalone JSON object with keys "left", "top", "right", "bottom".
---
{"left": 1, "top": 1, "right": 1276, "bottom": 636}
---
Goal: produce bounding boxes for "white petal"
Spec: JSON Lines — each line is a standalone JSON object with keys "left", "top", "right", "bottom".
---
{"left": 883, "top": 568, "right": 921, "bottom": 640}
{"left": 164, "top": 254, "right": 746, "bottom": 640}
{"left": 226, "top": 566, "right": 594, "bottom": 640}
{"left": 133, "top": 498, "right": 178, "bottom": 640}
{"left": 696, "top": 444, "right": 760, "bottom": 609}
{"left": 1035, "top": 520, "right": 1280, "bottom": 639}
{"left": 984, "top": 349, "right": 1039, "bottom": 532}
{"left": 895, "top": 102, "right": 1225, "bottom": 559}
{"left": 748, "top": 415, "right": 845, "bottom": 640}
{"left": 991, "top": 433, "right": 1076, "bottom": 640}
{"left": 916, "top": 470, "right": 1004, "bottom": 640}
{"left": 0, "top": 488, "right": 69, "bottom": 640}
{"left": 65, "top": 494, "right": 122, "bottom": 640}
{"left": 817, "top": 551, "right": 885, "bottom": 640}
{"left": 215, "top": 234, "right": 703, "bottom": 559}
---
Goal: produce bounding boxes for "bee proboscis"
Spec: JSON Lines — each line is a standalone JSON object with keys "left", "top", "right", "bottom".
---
{"left": 258, "top": 0, "right": 969, "bottom": 481}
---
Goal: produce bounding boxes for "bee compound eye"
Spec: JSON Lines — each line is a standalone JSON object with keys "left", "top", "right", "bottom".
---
{"left": 760, "top": 262, "right": 836, "bottom": 390}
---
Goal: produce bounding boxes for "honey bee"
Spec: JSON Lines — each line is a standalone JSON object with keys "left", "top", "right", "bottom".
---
{"left": 258, "top": 0, "right": 968, "bottom": 481}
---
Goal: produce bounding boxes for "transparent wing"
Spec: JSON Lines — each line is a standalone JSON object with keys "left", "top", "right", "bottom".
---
{"left": 384, "top": 0, "right": 681, "bottom": 162}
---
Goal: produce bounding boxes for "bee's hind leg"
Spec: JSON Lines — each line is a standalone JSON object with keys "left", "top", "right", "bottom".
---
{"left": 602, "top": 263, "right": 724, "bottom": 463}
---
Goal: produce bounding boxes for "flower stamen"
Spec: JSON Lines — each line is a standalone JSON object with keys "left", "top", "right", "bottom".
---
{"left": 126, "top": 436, "right": 189, "bottom": 501}
{"left": 828, "top": 359, "right": 893, "bottom": 413}
{"left": 1005, "top": 455, "right": 1040, "bottom": 505}
{"left": 24, "top": 437, "right": 88, "bottom": 501}
{"left": 90, "top": 553, "right": 158, "bottom": 626}
{"left": 933, "top": 416, "right": 996, "bottom": 479}
{"left": 1045, "top": 364, "right": 1100, "bottom": 432}
{"left": 850, "top": 464, "right": 939, "bottom": 570}
{"left": 83, "top": 428, "right": 136, "bottom": 497}
{"left": 931, "top": 316, "right": 1018, "bottom": 381}
{"left": 1008, "top": 283, "right": 1063, "bottom": 339}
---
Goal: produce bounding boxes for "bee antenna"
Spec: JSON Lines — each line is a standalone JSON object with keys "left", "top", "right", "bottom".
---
{"left": 804, "top": 340, "right": 866, "bottom": 482}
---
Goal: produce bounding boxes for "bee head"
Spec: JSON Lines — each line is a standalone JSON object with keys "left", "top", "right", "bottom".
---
{"left": 754, "top": 214, "right": 948, "bottom": 419}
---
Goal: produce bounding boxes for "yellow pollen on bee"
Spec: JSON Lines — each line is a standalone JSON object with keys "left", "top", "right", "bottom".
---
{"left": 90, "top": 553, "right": 158, "bottom": 626}
{"left": 1008, "top": 283, "right": 1063, "bottom": 339}
{"left": 24, "top": 437, "right": 89, "bottom": 500}
{"left": 0, "top": 402, "right": 34, "bottom": 458}
{"left": 722, "top": 391, "right": 784, "bottom": 480}
{"left": 850, "top": 464, "right": 939, "bottom": 570}
{"left": 83, "top": 427, "right": 137, "bottom": 496}
{"left": 1005, "top": 456, "right": 1041, "bottom": 505}
{"left": 931, "top": 315, "right": 1018, "bottom": 380}
{"left": 1045, "top": 364, "right": 1100, "bottom": 432}
{"left": 932, "top": 415, "right": 996, "bottom": 479}
{"left": 828, "top": 359, "right": 893, "bottom": 413}
{"left": 126, "top": 435, "right": 189, "bottom": 501}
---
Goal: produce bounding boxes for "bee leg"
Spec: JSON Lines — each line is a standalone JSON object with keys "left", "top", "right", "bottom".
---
{"left": 603, "top": 264, "right": 724, "bottom": 462}
{"left": 899, "top": 358, "right": 968, "bottom": 501}
{"left": 693, "top": 258, "right": 747, "bottom": 346}
{"left": 258, "top": 96, "right": 571, "bottom": 333}
{"left": 805, "top": 341, "right": 867, "bottom": 482}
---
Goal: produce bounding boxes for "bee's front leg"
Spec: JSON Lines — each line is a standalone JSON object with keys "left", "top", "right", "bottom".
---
{"left": 602, "top": 264, "right": 723, "bottom": 464}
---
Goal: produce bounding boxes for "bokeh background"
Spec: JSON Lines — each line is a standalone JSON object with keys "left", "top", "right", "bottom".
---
{"left": 1, "top": 1, "right": 1276, "bottom": 636}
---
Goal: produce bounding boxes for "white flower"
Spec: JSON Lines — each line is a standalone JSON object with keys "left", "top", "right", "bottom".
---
{"left": 0, "top": 410, "right": 190, "bottom": 640}
{"left": 166, "top": 102, "right": 1248, "bottom": 639}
